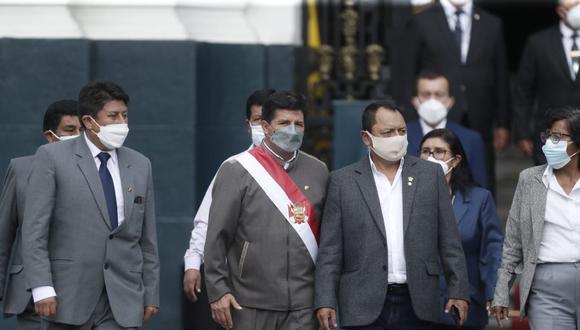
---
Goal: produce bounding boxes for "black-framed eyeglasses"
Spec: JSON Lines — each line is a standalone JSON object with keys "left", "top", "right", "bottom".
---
{"left": 540, "top": 131, "right": 572, "bottom": 144}
{"left": 420, "top": 148, "right": 451, "bottom": 160}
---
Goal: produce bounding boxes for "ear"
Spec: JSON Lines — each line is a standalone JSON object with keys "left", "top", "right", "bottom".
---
{"left": 451, "top": 154, "right": 463, "bottom": 168}
{"left": 44, "top": 131, "right": 57, "bottom": 143}
{"left": 557, "top": 5, "right": 567, "bottom": 20}
{"left": 412, "top": 97, "right": 421, "bottom": 111}
{"left": 261, "top": 119, "right": 271, "bottom": 136}
{"left": 82, "top": 116, "right": 94, "bottom": 131}
{"left": 446, "top": 96, "right": 455, "bottom": 111}
{"left": 361, "top": 131, "right": 372, "bottom": 147}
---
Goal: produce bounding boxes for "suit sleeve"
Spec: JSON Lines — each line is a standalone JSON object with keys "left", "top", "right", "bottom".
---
{"left": 513, "top": 38, "right": 537, "bottom": 141}
{"left": 477, "top": 190, "right": 504, "bottom": 301}
{"left": 314, "top": 173, "right": 343, "bottom": 310}
{"left": 493, "top": 21, "right": 511, "bottom": 129}
{"left": 493, "top": 172, "right": 525, "bottom": 307}
{"left": 0, "top": 162, "right": 19, "bottom": 299}
{"left": 141, "top": 159, "right": 160, "bottom": 307}
{"left": 22, "top": 146, "right": 56, "bottom": 290}
{"left": 204, "top": 162, "right": 243, "bottom": 303}
{"left": 436, "top": 167, "right": 469, "bottom": 301}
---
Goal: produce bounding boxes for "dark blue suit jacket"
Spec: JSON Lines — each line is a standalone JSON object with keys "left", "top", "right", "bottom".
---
{"left": 407, "top": 120, "right": 489, "bottom": 189}
{"left": 439, "top": 187, "right": 503, "bottom": 326}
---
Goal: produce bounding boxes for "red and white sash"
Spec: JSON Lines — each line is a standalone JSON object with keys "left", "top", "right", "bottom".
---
{"left": 235, "top": 147, "right": 319, "bottom": 263}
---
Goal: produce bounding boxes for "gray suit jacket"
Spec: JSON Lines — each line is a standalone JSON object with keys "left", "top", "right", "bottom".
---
{"left": 493, "top": 165, "right": 548, "bottom": 317}
{"left": 315, "top": 156, "right": 469, "bottom": 326}
{"left": 0, "top": 156, "right": 34, "bottom": 315}
{"left": 22, "top": 135, "right": 160, "bottom": 327}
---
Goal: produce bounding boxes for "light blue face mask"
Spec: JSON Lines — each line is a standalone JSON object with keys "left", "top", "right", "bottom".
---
{"left": 542, "top": 140, "right": 579, "bottom": 169}
{"left": 271, "top": 124, "right": 304, "bottom": 153}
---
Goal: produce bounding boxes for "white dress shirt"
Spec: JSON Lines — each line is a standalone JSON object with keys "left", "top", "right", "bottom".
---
{"left": 560, "top": 22, "right": 580, "bottom": 80}
{"left": 32, "top": 134, "right": 125, "bottom": 302}
{"left": 183, "top": 145, "right": 254, "bottom": 271}
{"left": 369, "top": 155, "right": 407, "bottom": 284}
{"left": 419, "top": 118, "right": 447, "bottom": 135}
{"left": 537, "top": 166, "right": 580, "bottom": 263}
{"left": 440, "top": 0, "right": 473, "bottom": 64}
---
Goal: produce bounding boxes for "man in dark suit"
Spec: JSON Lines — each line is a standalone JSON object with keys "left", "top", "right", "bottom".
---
{"left": 407, "top": 71, "right": 489, "bottom": 188}
{"left": 0, "top": 100, "right": 81, "bottom": 330}
{"left": 393, "top": 0, "right": 511, "bottom": 192}
{"left": 315, "top": 101, "right": 469, "bottom": 330}
{"left": 514, "top": 0, "right": 580, "bottom": 164}
{"left": 22, "top": 81, "right": 160, "bottom": 329}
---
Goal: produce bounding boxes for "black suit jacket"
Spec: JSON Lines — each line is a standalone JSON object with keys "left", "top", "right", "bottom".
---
{"left": 513, "top": 25, "right": 580, "bottom": 141}
{"left": 393, "top": 4, "right": 510, "bottom": 141}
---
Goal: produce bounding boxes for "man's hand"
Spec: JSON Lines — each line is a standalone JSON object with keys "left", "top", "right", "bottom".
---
{"left": 143, "top": 306, "right": 159, "bottom": 323}
{"left": 316, "top": 308, "right": 337, "bottom": 330}
{"left": 210, "top": 293, "right": 242, "bottom": 329}
{"left": 183, "top": 269, "right": 202, "bottom": 302}
{"left": 494, "top": 128, "right": 510, "bottom": 150}
{"left": 445, "top": 299, "right": 468, "bottom": 326}
{"left": 35, "top": 297, "right": 57, "bottom": 317}
{"left": 490, "top": 305, "right": 510, "bottom": 328}
{"left": 517, "top": 139, "right": 534, "bottom": 156}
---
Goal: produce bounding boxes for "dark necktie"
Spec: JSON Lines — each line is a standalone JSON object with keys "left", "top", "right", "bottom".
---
{"left": 572, "top": 31, "right": 579, "bottom": 80}
{"left": 97, "top": 152, "right": 118, "bottom": 229}
{"left": 454, "top": 10, "right": 463, "bottom": 54}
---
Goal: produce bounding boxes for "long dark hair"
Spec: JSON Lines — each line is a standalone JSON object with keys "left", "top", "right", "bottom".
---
{"left": 420, "top": 128, "right": 476, "bottom": 194}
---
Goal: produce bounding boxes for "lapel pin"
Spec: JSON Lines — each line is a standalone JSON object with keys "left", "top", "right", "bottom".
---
{"left": 408, "top": 182, "right": 413, "bottom": 186}
{"left": 474, "top": 13, "right": 480, "bottom": 21}
{"left": 128, "top": 187, "right": 133, "bottom": 192}
{"left": 304, "top": 185, "right": 310, "bottom": 191}
{"left": 408, "top": 177, "right": 414, "bottom": 182}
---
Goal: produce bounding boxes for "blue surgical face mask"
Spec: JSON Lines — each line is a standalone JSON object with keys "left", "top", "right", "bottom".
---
{"left": 271, "top": 124, "right": 304, "bottom": 153}
{"left": 542, "top": 140, "right": 579, "bottom": 169}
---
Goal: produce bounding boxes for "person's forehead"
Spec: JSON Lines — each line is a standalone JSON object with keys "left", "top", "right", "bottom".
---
{"left": 418, "top": 78, "right": 448, "bottom": 91}
{"left": 422, "top": 137, "right": 448, "bottom": 149}
{"left": 58, "top": 115, "right": 80, "bottom": 125}
{"left": 374, "top": 108, "right": 404, "bottom": 124}
{"left": 272, "top": 109, "right": 303, "bottom": 120}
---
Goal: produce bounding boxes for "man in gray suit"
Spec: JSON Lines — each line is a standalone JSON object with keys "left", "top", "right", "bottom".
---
{"left": 315, "top": 100, "right": 470, "bottom": 329}
{"left": 0, "top": 100, "right": 81, "bottom": 330}
{"left": 22, "top": 81, "right": 160, "bottom": 330}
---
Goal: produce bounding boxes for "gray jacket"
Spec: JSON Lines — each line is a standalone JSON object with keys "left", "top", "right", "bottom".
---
{"left": 493, "top": 165, "right": 548, "bottom": 317}
{"left": 314, "top": 156, "right": 470, "bottom": 326}
{"left": 0, "top": 156, "right": 34, "bottom": 315}
{"left": 204, "top": 150, "right": 329, "bottom": 311}
{"left": 22, "top": 135, "right": 160, "bottom": 327}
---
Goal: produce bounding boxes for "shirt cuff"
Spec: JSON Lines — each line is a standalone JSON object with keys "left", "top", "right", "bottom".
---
{"left": 184, "top": 253, "right": 202, "bottom": 272}
{"left": 32, "top": 286, "right": 56, "bottom": 302}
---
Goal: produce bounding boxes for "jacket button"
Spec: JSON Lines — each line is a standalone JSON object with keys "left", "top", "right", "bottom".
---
{"left": 382, "top": 265, "right": 387, "bottom": 271}
{"left": 104, "top": 263, "right": 109, "bottom": 270}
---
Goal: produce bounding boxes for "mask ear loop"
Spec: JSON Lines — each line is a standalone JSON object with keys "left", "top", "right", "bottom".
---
{"left": 46, "top": 130, "right": 61, "bottom": 141}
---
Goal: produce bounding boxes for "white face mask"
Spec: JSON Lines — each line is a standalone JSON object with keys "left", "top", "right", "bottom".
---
{"left": 567, "top": 4, "right": 580, "bottom": 30}
{"left": 417, "top": 99, "right": 448, "bottom": 126}
{"left": 366, "top": 131, "right": 408, "bottom": 162}
{"left": 250, "top": 124, "right": 265, "bottom": 147}
{"left": 426, "top": 156, "right": 455, "bottom": 175}
{"left": 89, "top": 117, "right": 129, "bottom": 150}
{"left": 48, "top": 130, "right": 79, "bottom": 142}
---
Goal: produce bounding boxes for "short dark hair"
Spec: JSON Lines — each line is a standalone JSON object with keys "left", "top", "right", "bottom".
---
{"left": 361, "top": 100, "right": 401, "bottom": 132}
{"left": 416, "top": 71, "right": 452, "bottom": 96}
{"left": 78, "top": 81, "right": 130, "bottom": 126}
{"left": 420, "top": 128, "right": 476, "bottom": 194}
{"left": 246, "top": 89, "right": 275, "bottom": 120}
{"left": 544, "top": 107, "right": 580, "bottom": 169}
{"left": 43, "top": 100, "right": 79, "bottom": 132}
{"left": 261, "top": 91, "right": 306, "bottom": 123}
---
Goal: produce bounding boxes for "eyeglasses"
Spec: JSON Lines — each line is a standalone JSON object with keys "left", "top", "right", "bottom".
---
{"left": 420, "top": 148, "right": 451, "bottom": 161}
{"left": 540, "top": 131, "right": 572, "bottom": 144}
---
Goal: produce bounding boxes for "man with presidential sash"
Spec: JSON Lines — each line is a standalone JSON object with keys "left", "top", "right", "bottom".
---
{"left": 204, "top": 91, "right": 329, "bottom": 330}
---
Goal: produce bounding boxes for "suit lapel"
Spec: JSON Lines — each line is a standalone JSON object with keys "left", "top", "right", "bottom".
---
{"left": 432, "top": 6, "right": 462, "bottom": 62}
{"left": 353, "top": 159, "right": 387, "bottom": 241}
{"left": 531, "top": 169, "right": 548, "bottom": 255}
{"left": 549, "top": 27, "right": 574, "bottom": 84}
{"left": 75, "top": 136, "right": 112, "bottom": 230}
{"left": 114, "top": 148, "right": 135, "bottom": 234}
{"left": 466, "top": 9, "right": 483, "bottom": 65}
{"left": 452, "top": 190, "right": 469, "bottom": 226}
{"left": 402, "top": 156, "right": 419, "bottom": 235}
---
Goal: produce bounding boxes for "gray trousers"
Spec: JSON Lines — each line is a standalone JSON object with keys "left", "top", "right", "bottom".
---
{"left": 528, "top": 263, "right": 580, "bottom": 330}
{"left": 40, "top": 291, "right": 136, "bottom": 330}
{"left": 231, "top": 307, "right": 317, "bottom": 330}
{"left": 17, "top": 300, "right": 41, "bottom": 330}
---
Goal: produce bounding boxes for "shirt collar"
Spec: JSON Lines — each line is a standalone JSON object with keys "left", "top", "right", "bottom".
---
{"left": 440, "top": 0, "right": 473, "bottom": 19}
{"left": 542, "top": 165, "right": 580, "bottom": 196}
{"left": 368, "top": 152, "right": 405, "bottom": 178}
{"left": 419, "top": 118, "right": 447, "bottom": 135}
{"left": 560, "top": 21, "right": 577, "bottom": 39}
{"left": 83, "top": 132, "right": 118, "bottom": 165}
